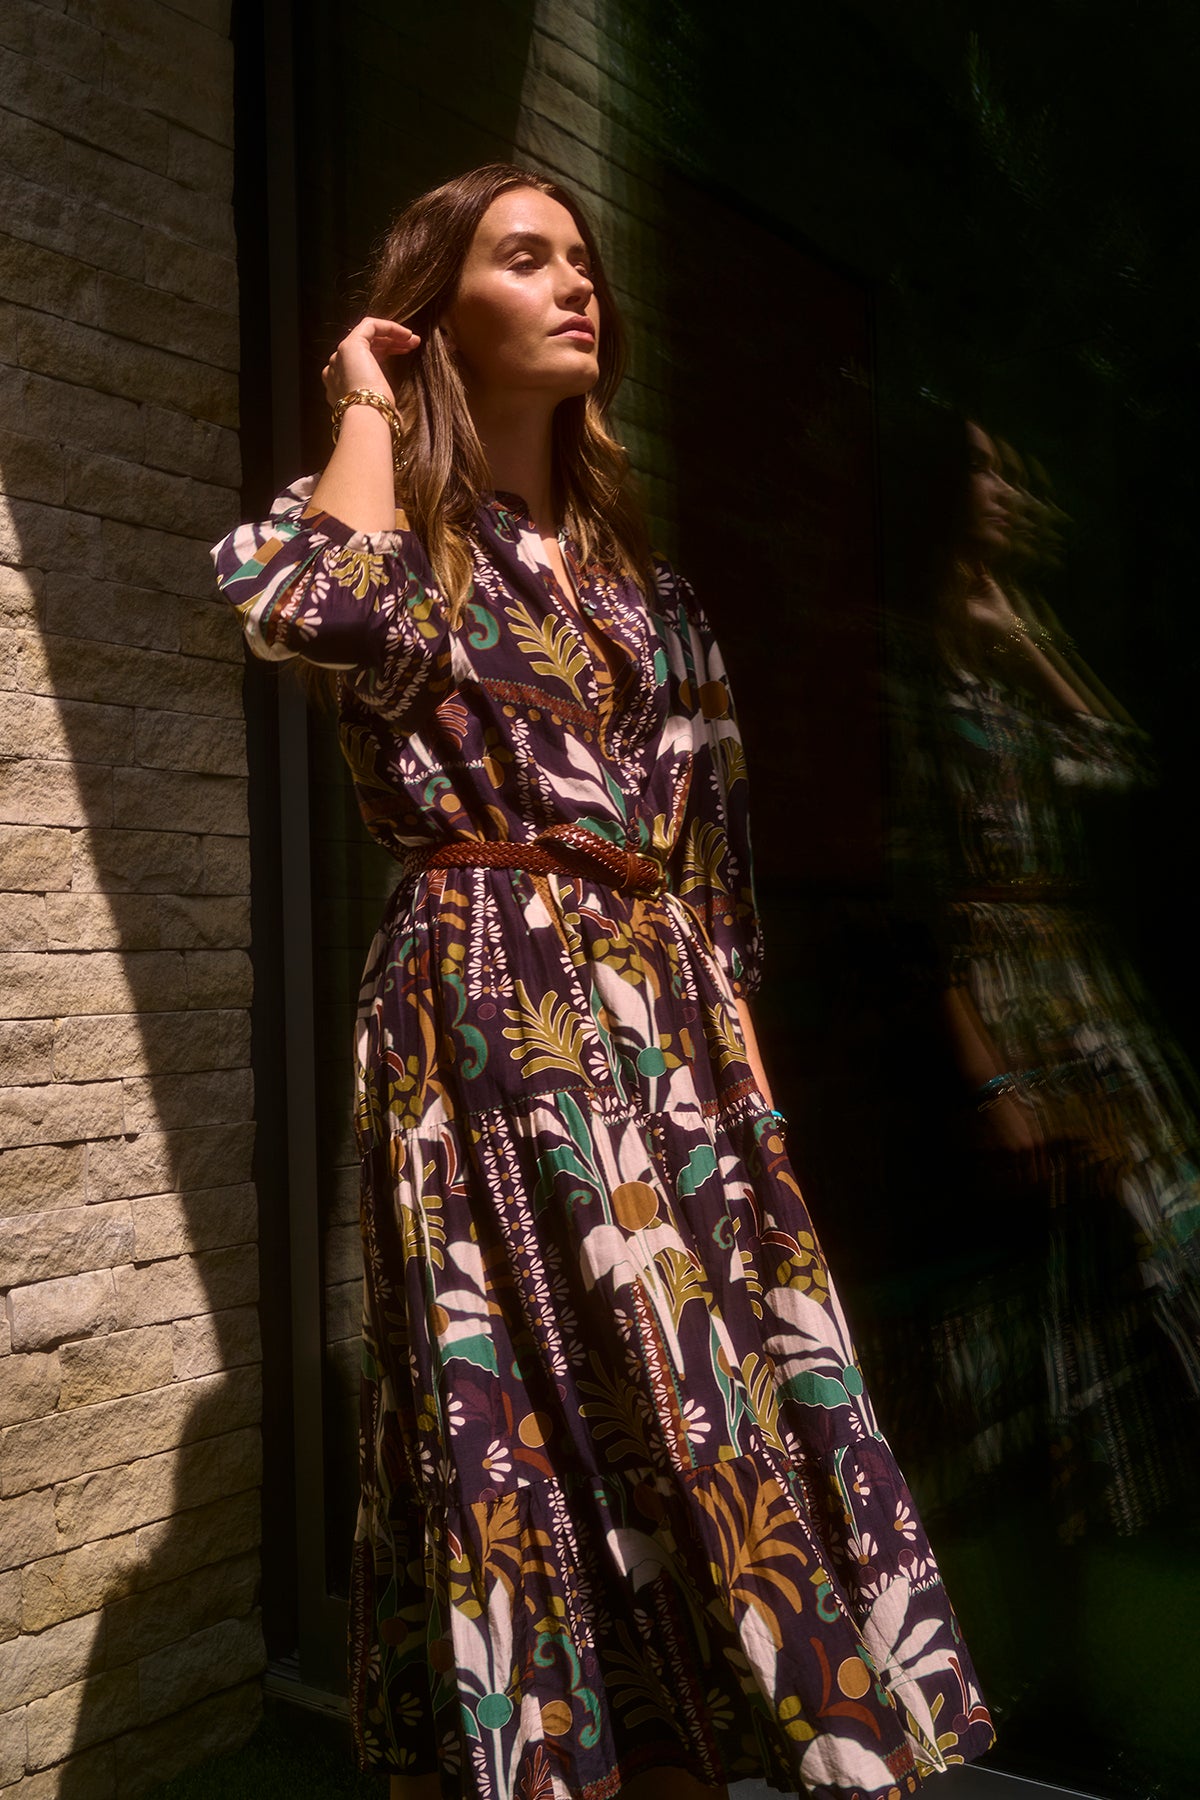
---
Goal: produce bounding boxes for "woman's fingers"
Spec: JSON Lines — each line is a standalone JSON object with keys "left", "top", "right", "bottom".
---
{"left": 321, "top": 317, "right": 423, "bottom": 409}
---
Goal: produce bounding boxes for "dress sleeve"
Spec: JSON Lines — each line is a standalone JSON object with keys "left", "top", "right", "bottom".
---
{"left": 210, "top": 475, "right": 451, "bottom": 713}
{"left": 665, "top": 567, "right": 763, "bottom": 997}
{"left": 1050, "top": 710, "right": 1154, "bottom": 791}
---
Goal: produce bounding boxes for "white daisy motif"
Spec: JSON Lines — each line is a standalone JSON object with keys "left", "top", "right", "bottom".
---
{"left": 680, "top": 1399, "right": 710, "bottom": 1441}
{"left": 482, "top": 1440, "right": 512, "bottom": 1482}
{"left": 893, "top": 1501, "right": 918, "bottom": 1541}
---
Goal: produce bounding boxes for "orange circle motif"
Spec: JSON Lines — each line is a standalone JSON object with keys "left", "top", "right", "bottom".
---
{"left": 518, "top": 1410, "right": 554, "bottom": 1448}
{"left": 612, "top": 1181, "right": 659, "bottom": 1231}
{"left": 836, "top": 1655, "right": 872, "bottom": 1699}
{"left": 698, "top": 680, "right": 729, "bottom": 718}
{"left": 540, "top": 1701, "right": 573, "bottom": 1736}
{"left": 429, "top": 1305, "right": 449, "bottom": 1335}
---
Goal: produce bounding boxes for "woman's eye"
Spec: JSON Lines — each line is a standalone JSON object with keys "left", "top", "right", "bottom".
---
{"left": 511, "top": 257, "right": 538, "bottom": 273}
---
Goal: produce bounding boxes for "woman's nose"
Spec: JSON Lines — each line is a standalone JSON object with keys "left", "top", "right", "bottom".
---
{"left": 560, "top": 261, "right": 594, "bottom": 307}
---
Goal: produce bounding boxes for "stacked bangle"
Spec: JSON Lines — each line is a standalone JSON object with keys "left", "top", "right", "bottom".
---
{"left": 330, "top": 387, "right": 407, "bottom": 474}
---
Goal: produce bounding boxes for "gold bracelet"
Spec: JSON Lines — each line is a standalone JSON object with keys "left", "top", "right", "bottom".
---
{"left": 330, "top": 387, "right": 406, "bottom": 473}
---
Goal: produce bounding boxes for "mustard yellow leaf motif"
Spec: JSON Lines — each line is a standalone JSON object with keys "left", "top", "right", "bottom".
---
{"left": 502, "top": 981, "right": 592, "bottom": 1082}
{"left": 739, "top": 1353, "right": 787, "bottom": 1457}
{"left": 328, "top": 545, "right": 387, "bottom": 598}
{"left": 679, "top": 818, "right": 730, "bottom": 900}
{"left": 701, "top": 998, "right": 745, "bottom": 1073}
{"left": 693, "top": 1465, "right": 807, "bottom": 1648}
{"left": 505, "top": 600, "right": 590, "bottom": 704}
{"left": 715, "top": 735, "right": 748, "bottom": 792}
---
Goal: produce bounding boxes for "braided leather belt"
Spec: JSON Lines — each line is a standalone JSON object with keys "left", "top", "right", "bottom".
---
{"left": 404, "top": 823, "right": 668, "bottom": 898}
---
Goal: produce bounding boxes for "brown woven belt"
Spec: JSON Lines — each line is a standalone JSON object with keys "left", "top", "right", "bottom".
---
{"left": 404, "top": 823, "right": 668, "bottom": 898}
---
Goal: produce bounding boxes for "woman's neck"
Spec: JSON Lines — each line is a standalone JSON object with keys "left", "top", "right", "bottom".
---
{"left": 469, "top": 392, "right": 558, "bottom": 530}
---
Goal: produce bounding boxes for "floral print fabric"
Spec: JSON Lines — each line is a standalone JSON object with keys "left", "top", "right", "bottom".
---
{"left": 213, "top": 482, "right": 993, "bottom": 1799}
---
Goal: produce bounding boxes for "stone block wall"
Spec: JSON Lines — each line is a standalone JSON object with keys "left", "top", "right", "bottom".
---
{"left": 0, "top": 2, "right": 263, "bottom": 1793}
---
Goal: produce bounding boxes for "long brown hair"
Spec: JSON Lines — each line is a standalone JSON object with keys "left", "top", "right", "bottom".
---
{"left": 362, "top": 162, "right": 652, "bottom": 620}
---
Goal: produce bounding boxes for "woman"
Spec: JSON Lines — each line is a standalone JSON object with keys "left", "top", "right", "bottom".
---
{"left": 213, "top": 165, "right": 993, "bottom": 1800}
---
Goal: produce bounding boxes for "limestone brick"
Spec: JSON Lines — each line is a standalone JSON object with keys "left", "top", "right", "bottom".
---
{"left": 25, "top": 1661, "right": 139, "bottom": 1768}
{"left": 0, "top": 1703, "right": 24, "bottom": 1786}
{"left": 0, "top": 1086, "right": 127, "bottom": 1154}
{"left": 3, "top": 32, "right": 160, "bottom": 166}
{"left": 0, "top": 233, "right": 97, "bottom": 332}
{"left": 131, "top": 1183, "right": 255, "bottom": 1261}
{"left": 0, "top": 693, "right": 136, "bottom": 766}
{"left": 100, "top": 33, "right": 233, "bottom": 153}
{"left": 0, "top": 1353, "right": 60, "bottom": 1432}
{"left": 0, "top": 1366, "right": 259, "bottom": 1496}
{"left": 0, "top": 1143, "right": 88, "bottom": 1218}
{"left": 86, "top": 1122, "right": 254, "bottom": 1201}
{"left": 0, "top": 894, "right": 47, "bottom": 951}
{"left": 113, "top": 1244, "right": 258, "bottom": 1329}
{"left": 133, "top": 708, "right": 246, "bottom": 778}
{"left": 197, "top": 832, "right": 250, "bottom": 894}
{"left": 325, "top": 1278, "right": 361, "bottom": 1349}
{"left": 139, "top": 405, "right": 239, "bottom": 487}
{"left": 99, "top": 518, "right": 228, "bottom": 597}
{"left": 181, "top": 592, "right": 244, "bottom": 661}
{"left": 6, "top": 1268, "right": 117, "bottom": 1355}
{"left": 183, "top": 948, "right": 252, "bottom": 1009}
{"left": 3, "top": 1739, "right": 115, "bottom": 1800}
{"left": 0, "top": 1490, "right": 57, "bottom": 1573}
{"left": 142, "top": 226, "right": 237, "bottom": 314}
{"left": 171, "top": 1306, "right": 260, "bottom": 1380}
{"left": 44, "top": 894, "right": 163, "bottom": 953}
{"left": 0, "top": 757, "right": 113, "bottom": 829}
{"left": 322, "top": 1222, "right": 363, "bottom": 1288}
{"left": 134, "top": 1486, "right": 259, "bottom": 1586}
{"left": 0, "top": 825, "right": 72, "bottom": 891}
{"left": 22, "top": 370, "right": 144, "bottom": 465}
{"left": 41, "top": 575, "right": 180, "bottom": 656}
{"left": 13, "top": 629, "right": 243, "bottom": 717}
{"left": 53, "top": 1009, "right": 250, "bottom": 1081}
{"left": 166, "top": 108, "right": 236, "bottom": 191}
{"left": 70, "top": 827, "right": 205, "bottom": 895}
{"left": 0, "top": 560, "right": 41, "bottom": 627}
{"left": 92, "top": 270, "right": 237, "bottom": 373}
{"left": 58, "top": 1325, "right": 174, "bottom": 1411}
{"left": 0, "top": 1610, "right": 103, "bottom": 1709}
{"left": 105, "top": 1548, "right": 257, "bottom": 1668}
{"left": 16, "top": 306, "right": 237, "bottom": 428}
{"left": 64, "top": 444, "right": 235, "bottom": 541}
{"left": 122, "top": 1068, "right": 253, "bottom": 1135}
{"left": 137, "top": 1609, "right": 263, "bottom": 1725}
{"left": 113, "top": 1678, "right": 260, "bottom": 1800}
{"left": 0, "top": 1020, "right": 53, "bottom": 1083}
{"left": 0, "top": 420, "right": 68, "bottom": 506}
{"left": 111, "top": 766, "right": 247, "bottom": 836}
{"left": 53, "top": 1430, "right": 232, "bottom": 1549}
{"left": 152, "top": 893, "right": 251, "bottom": 950}
{"left": 22, "top": 1529, "right": 140, "bottom": 1633}
{"left": 0, "top": 951, "right": 188, "bottom": 1019}
{"left": 0, "top": 493, "right": 101, "bottom": 577}
{"left": 0, "top": 1569, "right": 19, "bottom": 1643}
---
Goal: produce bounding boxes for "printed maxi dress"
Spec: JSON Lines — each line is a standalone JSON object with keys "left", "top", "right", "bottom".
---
{"left": 213, "top": 480, "right": 994, "bottom": 1800}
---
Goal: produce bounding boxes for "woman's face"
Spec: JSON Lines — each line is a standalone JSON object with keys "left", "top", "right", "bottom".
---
{"left": 965, "top": 422, "right": 1015, "bottom": 553}
{"left": 443, "top": 187, "right": 601, "bottom": 402}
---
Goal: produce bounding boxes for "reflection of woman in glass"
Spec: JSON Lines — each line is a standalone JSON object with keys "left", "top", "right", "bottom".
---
{"left": 887, "top": 413, "right": 1200, "bottom": 1544}
{"left": 213, "top": 167, "right": 993, "bottom": 1799}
